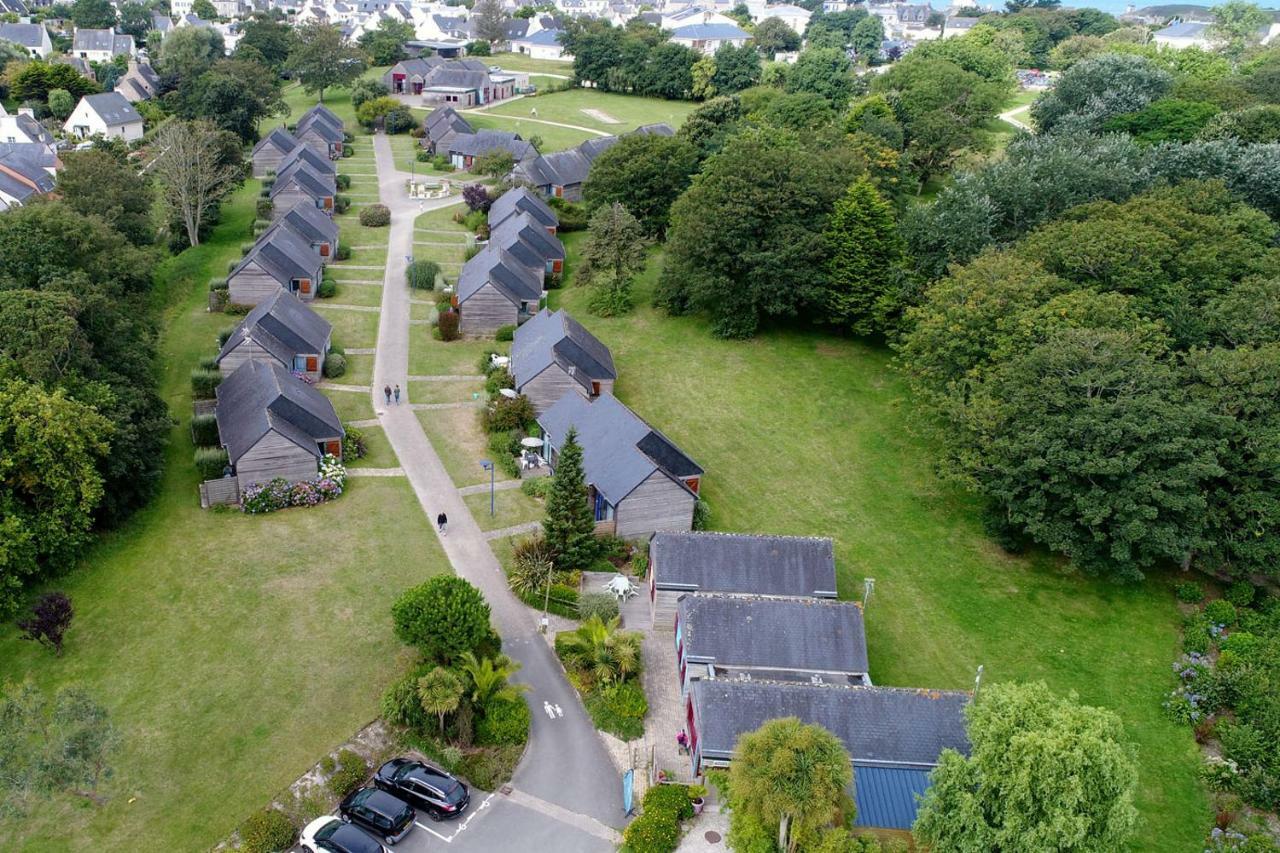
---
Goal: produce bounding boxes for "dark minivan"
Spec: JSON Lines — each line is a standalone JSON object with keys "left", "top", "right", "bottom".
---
{"left": 374, "top": 758, "right": 470, "bottom": 821}
{"left": 339, "top": 787, "right": 416, "bottom": 845}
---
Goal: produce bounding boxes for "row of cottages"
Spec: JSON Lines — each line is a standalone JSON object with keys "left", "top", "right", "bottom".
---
{"left": 214, "top": 359, "right": 345, "bottom": 492}
{"left": 269, "top": 150, "right": 339, "bottom": 217}
{"left": 216, "top": 288, "right": 333, "bottom": 382}
{"left": 509, "top": 307, "right": 617, "bottom": 414}
{"left": 227, "top": 210, "right": 336, "bottom": 306}
{"left": 63, "top": 92, "right": 144, "bottom": 142}
{"left": 420, "top": 108, "right": 536, "bottom": 171}
{"left": 383, "top": 58, "right": 517, "bottom": 106}
{"left": 536, "top": 392, "right": 704, "bottom": 538}
{"left": 293, "top": 104, "right": 346, "bottom": 160}
{"left": 421, "top": 106, "right": 473, "bottom": 155}
{"left": 650, "top": 531, "right": 970, "bottom": 831}
{"left": 489, "top": 185, "right": 558, "bottom": 235}
{"left": 512, "top": 124, "right": 674, "bottom": 201}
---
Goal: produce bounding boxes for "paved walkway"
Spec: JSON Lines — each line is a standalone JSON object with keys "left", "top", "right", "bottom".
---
{"left": 999, "top": 104, "right": 1033, "bottom": 132}
{"left": 458, "top": 479, "right": 522, "bottom": 496}
{"left": 346, "top": 467, "right": 406, "bottom": 477}
{"left": 368, "top": 131, "right": 626, "bottom": 840}
{"left": 483, "top": 521, "right": 542, "bottom": 541}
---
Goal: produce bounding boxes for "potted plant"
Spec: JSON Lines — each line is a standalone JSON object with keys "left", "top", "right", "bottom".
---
{"left": 688, "top": 784, "right": 707, "bottom": 815}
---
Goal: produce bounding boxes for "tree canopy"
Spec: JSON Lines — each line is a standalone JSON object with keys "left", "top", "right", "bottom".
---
{"left": 582, "top": 133, "right": 697, "bottom": 237}
{"left": 285, "top": 23, "right": 367, "bottom": 101}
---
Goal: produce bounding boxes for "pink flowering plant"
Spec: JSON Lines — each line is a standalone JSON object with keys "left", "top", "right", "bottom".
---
{"left": 241, "top": 455, "right": 347, "bottom": 513}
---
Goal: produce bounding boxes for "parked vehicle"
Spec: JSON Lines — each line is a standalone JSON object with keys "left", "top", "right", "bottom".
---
{"left": 339, "top": 787, "right": 415, "bottom": 845}
{"left": 300, "top": 816, "right": 388, "bottom": 853}
{"left": 374, "top": 758, "right": 470, "bottom": 821}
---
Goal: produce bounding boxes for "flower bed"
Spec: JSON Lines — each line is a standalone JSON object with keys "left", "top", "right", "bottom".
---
{"left": 241, "top": 455, "right": 347, "bottom": 514}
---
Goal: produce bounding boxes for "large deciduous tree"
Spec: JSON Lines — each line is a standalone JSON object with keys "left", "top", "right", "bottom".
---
{"left": 1030, "top": 52, "right": 1170, "bottom": 133}
{"left": 542, "top": 428, "right": 599, "bottom": 571}
{"left": 56, "top": 147, "right": 154, "bottom": 246}
{"left": 914, "top": 682, "right": 1138, "bottom": 852}
{"left": 1209, "top": 0, "right": 1271, "bottom": 60}
{"left": 785, "top": 47, "right": 855, "bottom": 109}
{"left": 153, "top": 119, "right": 243, "bottom": 248}
{"left": 582, "top": 134, "right": 697, "bottom": 237}
{"left": 183, "top": 58, "right": 287, "bottom": 142}
{"left": 238, "top": 15, "right": 296, "bottom": 70}
{"left": 392, "top": 576, "right": 494, "bottom": 665}
{"left": 156, "top": 26, "right": 226, "bottom": 87}
{"left": 285, "top": 23, "right": 367, "bottom": 102}
{"left": 358, "top": 18, "right": 415, "bottom": 65}
{"left": 727, "top": 717, "right": 852, "bottom": 853}
{"left": 69, "top": 0, "right": 116, "bottom": 29}
{"left": 821, "top": 177, "right": 904, "bottom": 335}
{"left": 753, "top": 17, "right": 801, "bottom": 58}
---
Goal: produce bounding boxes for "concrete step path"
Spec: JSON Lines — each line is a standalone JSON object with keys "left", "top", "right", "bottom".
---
{"left": 458, "top": 479, "right": 523, "bottom": 496}
{"left": 482, "top": 521, "right": 542, "bottom": 541}
{"left": 345, "top": 347, "right": 377, "bottom": 355}
{"left": 321, "top": 383, "right": 372, "bottom": 393}
{"left": 314, "top": 303, "right": 380, "bottom": 313}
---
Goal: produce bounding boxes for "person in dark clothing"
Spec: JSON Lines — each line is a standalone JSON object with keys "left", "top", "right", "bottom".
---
{"left": 384, "top": 385, "right": 392, "bottom": 405}
{"left": 394, "top": 384, "right": 401, "bottom": 404}
{"left": 437, "top": 512, "right": 448, "bottom": 534}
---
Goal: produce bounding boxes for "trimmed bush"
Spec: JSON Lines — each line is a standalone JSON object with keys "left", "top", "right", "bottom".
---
{"left": 407, "top": 259, "right": 442, "bottom": 290}
{"left": 577, "top": 591, "right": 620, "bottom": 623}
{"left": 416, "top": 150, "right": 433, "bottom": 162}
{"left": 692, "top": 499, "right": 710, "bottom": 531}
{"left": 360, "top": 204, "right": 391, "bottom": 227}
{"left": 438, "top": 310, "right": 460, "bottom": 341}
{"left": 327, "top": 748, "right": 367, "bottom": 797}
{"left": 475, "top": 697, "right": 531, "bottom": 747}
{"left": 217, "top": 325, "right": 238, "bottom": 347}
{"left": 317, "top": 279, "right": 337, "bottom": 299}
{"left": 336, "top": 173, "right": 351, "bottom": 190}
{"left": 194, "top": 447, "right": 229, "bottom": 480}
{"left": 343, "top": 423, "right": 367, "bottom": 459}
{"left": 191, "top": 413, "right": 220, "bottom": 447}
{"left": 239, "top": 808, "right": 297, "bottom": 853}
{"left": 381, "top": 662, "right": 433, "bottom": 731}
{"left": 482, "top": 395, "right": 535, "bottom": 434}
{"left": 342, "top": 146, "right": 354, "bottom": 158}
{"left": 410, "top": 126, "right": 426, "bottom": 138}
{"left": 623, "top": 809, "right": 680, "bottom": 853}
{"left": 1175, "top": 582, "right": 1204, "bottom": 604}
{"left": 1205, "top": 599, "right": 1237, "bottom": 626}
{"left": 191, "top": 368, "right": 223, "bottom": 399}
{"left": 335, "top": 242, "right": 351, "bottom": 261}
{"left": 584, "top": 681, "right": 647, "bottom": 740}
{"left": 495, "top": 324, "right": 516, "bottom": 342}
{"left": 323, "top": 352, "right": 347, "bottom": 378}
{"left": 197, "top": 355, "right": 219, "bottom": 371}
{"left": 521, "top": 477, "right": 551, "bottom": 499}
{"left": 644, "top": 783, "right": 695, "bottom": 821}
{"left": 255, "top": 199, "right": 273, "bottom": 219}
{"left": 334, "top": 195, "right": 352, "bottom": 213}
{"left": 1225, "top": 581, "right": 1255, "bottom": 608}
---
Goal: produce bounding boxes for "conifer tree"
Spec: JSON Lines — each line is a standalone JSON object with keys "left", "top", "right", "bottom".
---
{"left": 542, "top": 428, "right": 598, "bottom": 571}
{"left": 822, "top": 177, "right": 904, "bottom": 336}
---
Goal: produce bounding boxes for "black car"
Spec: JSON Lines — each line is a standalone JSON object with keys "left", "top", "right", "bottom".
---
{"left": 303, "top": 817, "right": 386, "bottom": 853}
{"left": 374, "top": 758, "right": 470, "bottom": 821}
{"left": 340, "top": 787, "right": 415, "bottom": 845}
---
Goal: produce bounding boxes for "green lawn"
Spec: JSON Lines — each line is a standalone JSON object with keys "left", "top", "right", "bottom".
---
{"left": 313, "top": 304, "right": 380, "bottom": 349}
{"left": 488, "top": 52, "right": 575, "bottom": 75}
{"left": 0, "top": 181, "right": 449, "bottom": 852}
{"left": 342, "top": 352, "right": 376, "bottom": 386}
{"left": 322, "top": 387, "right": 376, "bottom": 422}
{"left": 415, "top": 203, "right": 469, "bottom": 234}
{"left": 340, "top": 246, "right": 390, "bottom": 266}
{"left": 482, "top": 88, "right": 698, "bottom": 135}
{"left": 463, "top": 487, "right": 544, "bottom": 532}
{"left": 331, "top": 282, "right": 383, "bottom": 308}
{"left": 465, "top": 113, "right": 598, "bottom": 153}
{"left": 417, "top": 407, "right": 492, "bottom": 488}
{"left": 349, "top": 424, "right": 401, "bottom": 469}
{"left": 408, "top": 378, "right": 484, "bottom": 404}
{"left": 550, "top": 254, "right": 1211, "bottom": 851}
{"left": 408, "top": 335, "right": 498, "bottom": 376}
{"left": 338, "top": 218, "right": 392, "bottom": 248}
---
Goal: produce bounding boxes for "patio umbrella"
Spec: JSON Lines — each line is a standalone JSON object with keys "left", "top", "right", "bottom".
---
{"left": 499, "top": 388, "right": 518, "bottom": 399}
{"left": 520, "top": 437, "right": 543, "bottom": 449}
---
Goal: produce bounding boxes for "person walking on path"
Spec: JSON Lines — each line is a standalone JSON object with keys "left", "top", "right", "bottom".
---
{"left": 384, "top": 385, "right": 392, "bottom": 405}
{"left": 676, "top": 730, "right": 688, "bottom": 755}
{"left": 394, "top": 384, "right": 401, "bottom": 404}
{"left": 437, "top": 512, "right": 448, "bottom": 534}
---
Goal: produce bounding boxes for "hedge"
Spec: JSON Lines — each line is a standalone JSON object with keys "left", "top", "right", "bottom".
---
{"left": 323, "top": 353, "right": 346, "bottom": 378}
{"left": 217, "top": 324, "right": 238, "bottom": 347}
{"left": 438, "top": 310, "right": 460, "bottom": 341}
{"left": 191, "top": 413, "right": 220, "bottom": 447}
{"left": 209, "top": 277, "right": 228, "bottom": 291}
{"left": 239, "top": 808, "right": 297, "bottom": 853}
{"left": 577, "top": 591, "right": 619, "bottom": 623}
{"left": 191, "top": 368, "right": 223, "bottom": 399}
{"left": 194, "top": 447, "right": 229, "bottom": 480}
{"left": 326, "top": 748, "right": 367, "bottom": 797}
{"left": 495, "top": 324, "right": 516, "bottom": 342}
{"left": 335, "top": 242, "right": 351, "bottom": 260}
{"left": 475, "top": 697, "right": 531, "bottom": 747}
{"left": 317, "top": 278, "right": 337, "bottom": 299}
{"left": 197, "top": 355, "right": 219, "bottom": 371}
{"left": 255, "top": 199, "right": 273, "bottom": 219}
{"left": 334, "top": 195, "right": 352, "bottom": 213}
{"left": 336, "top": 173, "right": 351, "bottom": 190}
{"left": 359, "top": 203, "right": 391, "bottom": 227}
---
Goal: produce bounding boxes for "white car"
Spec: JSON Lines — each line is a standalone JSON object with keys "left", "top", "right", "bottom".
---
{"left": 299, "top": 815, "right": 389, "bottom": 853}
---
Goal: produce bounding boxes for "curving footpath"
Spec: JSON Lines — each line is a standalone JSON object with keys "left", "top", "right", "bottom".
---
{"left": 368, "top": 131, "right": 624, "bottom": 851}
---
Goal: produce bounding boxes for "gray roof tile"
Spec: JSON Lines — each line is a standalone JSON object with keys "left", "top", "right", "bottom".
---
{"left": 217, "top": 288, "right": 332, "bottom": 367}
{"left": 488, "top": 186, "right": 558, "bottom": 231}
{"left": 511, "top": 308, "right": 615, "bottom": 391}
{"left": 652, "top": 531, "right": 836, "bottom": 596}
{"left": 215, "top": 360, "right": 343, "bottom": 462}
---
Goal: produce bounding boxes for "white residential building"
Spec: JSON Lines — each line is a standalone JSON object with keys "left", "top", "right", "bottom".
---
{"left": 64, "top": 92, "right": 145, "bottom": 142}
{"left": 71, "top": 28, "right": 136, "bottom": 63}
{"left": 0, "top": 21, "right": 52, "bottom": 58}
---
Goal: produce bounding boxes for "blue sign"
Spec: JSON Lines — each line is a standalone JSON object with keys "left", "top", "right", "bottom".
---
{"left": 622, "top": 769, "right": 634, "bottom": 816}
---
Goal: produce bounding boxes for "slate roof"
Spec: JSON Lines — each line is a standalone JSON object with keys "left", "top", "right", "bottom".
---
{"left": 650, "top": 531, "right": 837, "bottom": 596}
{"left": 518, "top": 28, "right": 564, "bottom": 46}
{"left": 72, "top": 28, "right": 133, "bottom": 55}
{"left": 425, "top": 65, "right": 489, "bottom": 91}
{"left": 0, "top": 142, "right": 54, "bottom": 203}
{"left": 114, "top": 62, "right": 160, "bottom": 101}
{"left": 296, "top": 112, "right": 344, "bottom": 143}
{"left": 215, "top": 360, "right": 343, "bottom": 463}
{"left": 634, "top": 122, "right": 675, "bottom": 136}
{"left": 270, "top": 161, "right": 335, "bottom": 201}
{"left": 538, "top": 392, "right": 702, "bottom": 505}
{"left": 1, "top": 112, "right": 52, "bottom": 145}
{"left": 488, "top": 186, "right": 558, "bottom": 231}
{"left": 299, "top": 103, "right": 343, "bottom": 130}
{"left": 457, "top": 245, "right": 543, "bottom": 305}
{"left": 511, "top": 308, "right": 616, "bottom": 392}
{"left": 253, "top": 126, "right": 299, "bottom": 158}
{"left": 1155, "top": 21, "right": 1208, "bottom": 38}
{"left": 277, "top": 143, "right": 336, "bottom": 176}
{"left": 689, "top": 680, "right": 970, "bottom": 766}
{"left": 449, "top": 130, "right": 535, "bottom": 162}
{"left": 0, "top": 0, "right": 27, "bottom": 14}
{"left": 392, "top": 57, "right": 444, "bottom": 78}
{"left": 216, "top": 288, "right": 332, "bottom": 368}
{"left": 78, "top": 92, "right": 141, "bottom": 127}
{"left": 232, "top": 220, "right": 323, "bottom": 285}
{"left": 424, "top": 105, "right": 472, "bottom": 136}
{"left": 488, "top": 211, "right": 565, "bottom": 269}
{"left": 279, "top": 200, "right": 339, "bottom": 247}
{"left": 678, "top": 594, "right": 869, "bottom": 676}
{"left": 670, "top": 22, "right": 751, "bottom": 40}
{"left": 0, "top": 22, "right": 45, "bottom": 48}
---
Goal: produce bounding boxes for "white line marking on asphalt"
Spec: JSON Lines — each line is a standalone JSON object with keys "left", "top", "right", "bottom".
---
{"left": 412, "top": 792, "right": 497, "bottom": 844}
{"left": 543, "top": 701, "right": 556, "bottom": 719}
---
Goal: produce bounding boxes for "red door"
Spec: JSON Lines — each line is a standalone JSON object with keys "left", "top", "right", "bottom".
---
{"left": 306, "top": 356, "right": 318, "bottom": 372}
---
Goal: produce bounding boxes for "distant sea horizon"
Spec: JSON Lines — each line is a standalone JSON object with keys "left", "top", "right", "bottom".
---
{"left": 1056, "top": 0, "right": 1278, "bottom": 15}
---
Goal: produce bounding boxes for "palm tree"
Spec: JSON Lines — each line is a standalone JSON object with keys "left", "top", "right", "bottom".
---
{"left": 556, "top": 615, "right": 642, "bottom": 687}
{"left": 418, "top": 667, "right": 463, "bottom": 736}
{"left": 458, "top": 652, "right": 529, "bottom": 707}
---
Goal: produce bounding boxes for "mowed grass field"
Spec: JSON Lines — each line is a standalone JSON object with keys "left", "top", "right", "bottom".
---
{"left": 550, "top": 246, "right": 1211, "bottom": 851}
{"left": 482, "top": 88, "right": 698, "bottom": 135}
{"left": 488, "top": 51, "right": 575, "bottom": 76}
{"left": 0, "top": 179, "right": 448, "bottom": 850}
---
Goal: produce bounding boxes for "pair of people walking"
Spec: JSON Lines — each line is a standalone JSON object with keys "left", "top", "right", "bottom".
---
{"left": 383, "top": 384, "right": 401, "bottom": 405}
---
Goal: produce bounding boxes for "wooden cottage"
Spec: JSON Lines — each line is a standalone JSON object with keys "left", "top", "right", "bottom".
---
{"left": 674, "top": 594, "right": 869, "bottom": 695}
{"left": 509, "top": 308, "right": 615, "bottom": 413}
{"left": 488, "top": 211, "right": 565, "bottom": 276}
{"left": 512, "top": 124, "right": 676, "bottom": 200}
{"left": 227, "top": 220, "right": 325, "bottom": 305}
{"left": 252, "top": 126, "right": 299, "bottom": 178}
{"left": 455, "top": 246, "right": 544, "bottom": 337}
{"left": 421, "top": 105, "right": 473, "bottom": 155}
{"left": 687, "top": 680, "right": 969, "bottom": 829}
{"left": 648, "top": 532, "right": 837, "bottom": 629}
{"left": 445, "top": 130, "right": 535, "bottom": 171}
{"left": 536, "top": 392, "right": 703, "bottom": 540}
{"left": 276, "top": 142, "right": 337, "bottom": 178}
{"left": 294, "top": 109, "right": 344, "bottom": 160}
{"left": 279, "top": 201, "right": 340, "bottom": 259}
{"left": 215, "top": 288, "right": 333, "bottom": 381}
{"left": 214, "top": 360, "right": 344, "bottom": 491}
{"left": 269, "top": 160, "right": 336, "bottom": 217}
{"left": 488, "top": 186, "right": 558, "bottom": 235}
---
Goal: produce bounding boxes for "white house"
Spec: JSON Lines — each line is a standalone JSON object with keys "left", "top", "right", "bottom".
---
{"left": 0, "top": 107, "right": 53, "bottom": 145}
{"left": 669, "top": 22, "right": 752, "bottom": 53}
{"left": 510, "top": 28, "right": 569, "bottom": 61}
{"left": 660, "top": 6, "right": 740, "bottom": 31}
{"left": 72, "top": 28, "right": 136, "bottom": 63}
{"left": 0, "top": 22, "right": 52, "bottom": 58}
{"left": 749, "top": 3, "right": 811, "bottom": 34}
{"left": 64, "top": 92, "right": 145, "bottom": 142}
{"left": 1153, "top": 19, "right": 1280, "bottom": 50}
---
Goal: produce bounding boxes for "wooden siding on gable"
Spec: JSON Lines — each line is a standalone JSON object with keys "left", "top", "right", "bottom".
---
{"left": 234, "top": 429, "right": 320, "bottom": 490}
{"left": 253, "top": 147, "right": 288, "bottom": 178}
{"left": 459, "top": 282, "right": 518, "bottom": 337}
{"left": 520, "top": 364, "right": 582, "bottom": 414}
{"left": 616, "top": 469, "right": 696, "bottom": 539}
{"left": 228, "top": 260, "right": 287, "bottom": 307}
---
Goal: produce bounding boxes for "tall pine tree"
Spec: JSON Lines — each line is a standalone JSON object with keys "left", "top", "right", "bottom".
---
{"left": 542, "top": 428, "right": 599, "bottom": 571}
{"left": 822, "top": 176, "right": 905, "bottom": 336}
